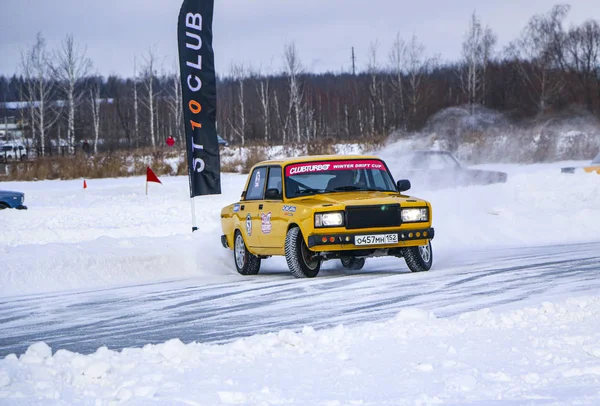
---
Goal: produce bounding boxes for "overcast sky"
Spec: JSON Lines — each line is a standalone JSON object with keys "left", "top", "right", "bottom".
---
{"left": 0, "top": 0, "right": 596, "bottom": 78}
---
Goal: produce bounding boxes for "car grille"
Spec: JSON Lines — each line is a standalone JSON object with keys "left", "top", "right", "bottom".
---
{"left": 345, "top": 204, "right": 402, "bottom": 229}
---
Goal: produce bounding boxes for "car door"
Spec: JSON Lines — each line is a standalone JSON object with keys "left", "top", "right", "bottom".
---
{"left": 260, "top": 166, "right": 286, "bottom": 249}
{"left": 239, "top": 166, "right": 268, "bottom": 248}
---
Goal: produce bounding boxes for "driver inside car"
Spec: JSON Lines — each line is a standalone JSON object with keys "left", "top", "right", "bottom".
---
{"left": 326, "top": 171, "right": 354, "bottom": 190}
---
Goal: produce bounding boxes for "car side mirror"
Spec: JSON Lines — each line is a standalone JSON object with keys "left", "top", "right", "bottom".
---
{"left": 240, "top": 191, "right": 247, "bottom": 200}
{"left": 265, "top": 188, "right": 282, "bottom": 200}
{"left": 397, "top": 179, "right": 411, "bottom": 193}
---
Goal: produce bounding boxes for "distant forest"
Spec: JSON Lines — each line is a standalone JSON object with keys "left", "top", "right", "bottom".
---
{"left": 1, "top": 4, "right": 599, "bottom": 156}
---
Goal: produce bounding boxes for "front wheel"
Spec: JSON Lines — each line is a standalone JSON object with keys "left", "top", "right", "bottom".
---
{"left": 285, "top": 227, "right": 321, "bottom": 278}
{"left": 340, "top": 257, "right": 365, "bottom": 271}
{"left": 233, "top": 230, "right": 261, "bottom": 275}
{"left": 403, "top": 241, "right": 433, "bottom": 272}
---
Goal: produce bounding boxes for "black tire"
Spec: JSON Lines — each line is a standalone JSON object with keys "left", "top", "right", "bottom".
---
{"left": 340, "top": 257, "right": 365, "bottom": 271}
{"left": 285, "top": 227, "right": 321, "bottom": 278}
{"left": 233, "top": 230, "right": 261, "bottom": 275}
{"left": 0, "top": 203, "right": 9, "bottom": 210}
{"left": 403, "top": 241, "right": 433, "bottom": 272}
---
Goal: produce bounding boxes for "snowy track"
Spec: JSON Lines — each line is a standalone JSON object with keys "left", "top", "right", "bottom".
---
{"left": 2, "top": 241, "right": 599, "bottom": 357}
{"left": 2, "top": 158, "right": 600, "bottom": 404}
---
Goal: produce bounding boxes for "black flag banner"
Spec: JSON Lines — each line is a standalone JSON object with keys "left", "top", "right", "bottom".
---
{"left": 177, "top": 0, "right": 221, "bottom": 198}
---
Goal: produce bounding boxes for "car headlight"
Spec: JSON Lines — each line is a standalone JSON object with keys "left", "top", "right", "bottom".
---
{"left": 315, "top": 212, "right": 344, "bottom": 227}
{"left": 401, "top": 208, "right": 428, "bottom": 222}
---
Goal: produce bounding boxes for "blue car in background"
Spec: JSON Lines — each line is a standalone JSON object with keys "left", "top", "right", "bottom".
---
{"left": 0, "top": 190, "right": 27, "bottom": 210}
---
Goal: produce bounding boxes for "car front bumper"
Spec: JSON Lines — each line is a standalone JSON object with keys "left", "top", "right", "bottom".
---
{"left": 307, "top": 227, "right": 434, "bottom": 248}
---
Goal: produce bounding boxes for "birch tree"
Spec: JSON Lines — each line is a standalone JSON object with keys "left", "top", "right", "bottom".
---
{"left": 389, "top": 33, "right": 407, "bottom": 131}
{"left": 140, "top": 50, "right": 158, "bottom": 148}
{"left": 461, "top": 12, "right": 496, "bottom": 114}
{"left": 133, "top": 57, "right": 140, "bottom": 148}
{"left": 228, "top": 63, "right": 247, "bottom": 147}
{"left": 255, "top": 72, "right": 271, "bottom": 144}
{"left": 53, "top": 34, "right": 92, "bottom": 154}
{"left": 367, "top": 41, "right": 386, "bottom": 135}
{"left": 405, "top": 35, "right": 432, "bottom": 126}
{"left": 89, "top": 79, "right": 101, "bottom": 154}
{"left": 19, "top": 33, "right": 60, "bottom": 156}
{"left": 283, "top": 43, "right": 304, "bottom": 144}
{"left": 166, "top": 68, "right": 183, "bottom": 142}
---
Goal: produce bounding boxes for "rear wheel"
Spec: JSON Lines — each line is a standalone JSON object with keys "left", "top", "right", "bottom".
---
{"left": 285, "top": 227, "right": 321, "bottom": 278}
{"left": 403, "top": 241, "right": 433, "bottom": 272}
{"left": 233, "top": 230, "right": 261, "bottom": 275}
{"left": 340, "top": 257, "right": 365, "bottom": 271}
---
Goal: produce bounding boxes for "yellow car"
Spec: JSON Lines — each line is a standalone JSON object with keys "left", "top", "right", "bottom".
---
{"left": 583, "top": 152, "right": 600, "bottom": 174}
{"left": 561, "top": 152, "right": 600, "bottom": 174}
{"left": 220, "top": 155, "right": 435, "bottom": 278}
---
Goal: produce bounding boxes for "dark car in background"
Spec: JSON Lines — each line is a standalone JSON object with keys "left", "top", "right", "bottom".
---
{"left": 0, "top": 190, "right": 27, "bottom": 210}
{"left": 392, "top": 150, "right": 508, "bottom": 189}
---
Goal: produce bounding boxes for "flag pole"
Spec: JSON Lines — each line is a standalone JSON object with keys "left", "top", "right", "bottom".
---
{"left": 146, "top": 180, "right": 148, "bottom": 196}
{"left": 190, "top": 197, "right": 198, "bottom": 232}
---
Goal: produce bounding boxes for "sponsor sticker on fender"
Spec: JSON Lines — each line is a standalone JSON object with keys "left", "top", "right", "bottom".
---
{"left": 261, "top": 212, "right": 272, "bottom": 234}
{"left": 285, "top": 160, "right": 386, "bottom": 176}
{"left": 246, "top": 213, "right": 252, "bottom": 236}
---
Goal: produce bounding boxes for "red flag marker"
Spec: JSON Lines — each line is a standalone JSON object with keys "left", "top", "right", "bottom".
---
{"left": 146, "top": 166, "right": 162, "bottom": 195}
{"left": 83, "top": 179, "right": 87, "bottom": 189}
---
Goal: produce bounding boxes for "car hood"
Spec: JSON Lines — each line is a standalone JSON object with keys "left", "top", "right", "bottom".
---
{"left": 0, "top": 190, "right": 24, "bottom": 198}
{"left": 290, "top": 191, "right": 428, "bottom": 209}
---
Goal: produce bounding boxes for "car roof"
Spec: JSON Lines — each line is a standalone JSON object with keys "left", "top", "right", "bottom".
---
{"left": 255, "top": 155, "right": 382, "bottom": 166}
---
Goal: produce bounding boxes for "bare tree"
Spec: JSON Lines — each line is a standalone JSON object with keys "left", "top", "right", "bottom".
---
{"left": 367, "top": 41, "right": 386, "bottom": 135}
{"left": 561, "top": 20, "right": 600, "bottom": 112}
{"left": 481, "top": 26, "right": 496, "bottom": 105}
{"left": 53, "top": 34, "right": 92, "bottom": 154}
{"left": 460, "top": 12, "right": 497, "bottom": 114}
{"left": 273, "top": 92, "right": 288, "bottom": 146}
{"left": 405, "top": 35, "right": 433, "bottom": 125}
{"left": 228, "top": 63, "right": 247, "bottom": 147}
{"left": 140, "top": 49, "right": 159, "bottom": 148}
{"left": 389, "top": 33, "right": 407, "bottom": 131}
{"left": 133, "top": 57, "right": 140, "bottom": 148}
{"left": 283, "top": 42, "right": 304, "bottom": 144}
{"left": 167, "top": 68, "right": 183, "bottom": 142}
{"left": 507, "top": 4, "right": 569, "bottom": 114}
{"left": 89, "top": 79, "right": 101, "bottom": 154}
{"left": 19, "top": 33, "right": 60, "bottom": 156}
{"left": 255, "top": 71, "right": 271, "bottom": 144}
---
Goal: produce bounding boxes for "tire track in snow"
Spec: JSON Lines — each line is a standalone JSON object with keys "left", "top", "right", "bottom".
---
{"left": 1, "top": 241, "right": 599, "bottom": 357}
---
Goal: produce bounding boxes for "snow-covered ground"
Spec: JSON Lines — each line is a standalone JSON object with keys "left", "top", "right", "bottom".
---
{"left": 1, "top": 149, "right": 600, "bottom": 404}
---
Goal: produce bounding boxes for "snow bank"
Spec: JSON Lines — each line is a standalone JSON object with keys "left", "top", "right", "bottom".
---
{"left": 2, "top": 296, "right": 600, "bottom": 405}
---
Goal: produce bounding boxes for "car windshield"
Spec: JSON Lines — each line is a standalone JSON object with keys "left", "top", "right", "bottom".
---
{"left": 284, "top": 159, "right": 397, "bottom": 198}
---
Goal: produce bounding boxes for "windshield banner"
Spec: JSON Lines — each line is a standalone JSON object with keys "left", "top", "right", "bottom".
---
{"left": 285, "top": 160, "right": 386, "bottom": 177}
{"left": 178, "top": 0, "right": 221, "bottom": 197}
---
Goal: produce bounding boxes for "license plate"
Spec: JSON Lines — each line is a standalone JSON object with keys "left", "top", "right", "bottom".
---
{"left": 354, "top": 233, "right": 398, "bottom": 246}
